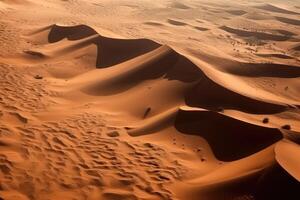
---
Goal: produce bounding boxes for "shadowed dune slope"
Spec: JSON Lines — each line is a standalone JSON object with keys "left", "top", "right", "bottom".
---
{"left": 256, "top": 4, "right": 300, "bottom": 15}
{"left": 39, "top": 25, "right": 297, "bottom": 114}
{"left": 39, "top": 24, "right": 298, "bottom": 128}
{"left": 220, "top": 26, "right": 293, "bottom": 42}
{"left": 3, "top": 22, "right": 298, "bottom": 200}
{"left": 174, "top": 108, "right": 283, "bottom": 161}
{"left": 254, "top": 162, "right": 300, "bottom": 200}
{"left": 275, "top": 140, "right": 300, "bottom": 181}
{"left": 1, "top": 0, "right": 300, "bottom": 199}
{"left": 48, "top": 24, "right": 98, "bottom": 42}
{"left": 276, "top": 16, "right": 300, "bottom": 26}
{"left": 292, "top": 44, "right": 300, "bottom": 51}
{"left": 36, "top": 24, "right": 161, "bottom": 68}
{"left": 184, "top": 76, "right": 288, "bottom": 114}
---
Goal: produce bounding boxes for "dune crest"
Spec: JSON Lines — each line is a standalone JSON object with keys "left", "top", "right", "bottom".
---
{"left": 1, "top": 0, "right": 300, "bottom": 200}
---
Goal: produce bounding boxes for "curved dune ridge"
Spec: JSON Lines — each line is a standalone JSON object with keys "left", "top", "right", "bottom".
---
{"left": 255, "top": 4, "right": 300, "bottom": 15}
{"left": 48, "top": 24, "right": 161, "bottom": 68}
{"left": 28, "top": 23, "right": 300, "bottom": 142}
{"left": 276, "top": 16, "right": 300, "bottom": 26}
{"left": 1, "top": 12, "right": 300, "bottom": 199}
{"left": 30, "top": 24, "right": 300, "bottom": 159}
{"left": 220, "top": 26, "right": 293, "bottom": 41}
{"left": 275, "top": 140, "right": 300, "bottom": 181}
{"left": 226, "top": 10, "right": 247, "bottom": 16}
{"left": 174, "top": 107, "right": 283, "bottom": 161}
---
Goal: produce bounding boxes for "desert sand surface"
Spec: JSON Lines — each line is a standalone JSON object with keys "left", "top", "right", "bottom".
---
{"left": 0, "top": 0, "right": 300, "bottom": 199}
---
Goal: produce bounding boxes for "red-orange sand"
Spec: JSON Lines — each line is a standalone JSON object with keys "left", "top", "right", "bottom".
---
{"left": 0, "top": 0, "right": 299, "bottom": 200}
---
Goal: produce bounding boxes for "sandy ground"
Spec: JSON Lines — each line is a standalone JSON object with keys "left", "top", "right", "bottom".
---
{"left": 0, "top": 0, "right": 300, "bottom": 200}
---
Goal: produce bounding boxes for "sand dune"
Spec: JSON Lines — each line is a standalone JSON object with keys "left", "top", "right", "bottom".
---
{"left": 174, "top": 107, "right": 283, "bottom": 161}
{"left": 220, "top": 26, "right": 293, "bottom": 41}
{"left": 0, "top": 0, "right": 300, "bottom": 200}
{"left": 256, "top": 4, "right": 300, "bottom": 15}
{"left": 226, "top": 10, "right": 247, "bottom": 16}
{"left": 275, "top": 140, "right": 300, "bottom": 181}
{"left": 276, "top": 16, "right": 300, "bottom": 26}
{"left": 292, "top": 44, "right": 300, "bottom": 51}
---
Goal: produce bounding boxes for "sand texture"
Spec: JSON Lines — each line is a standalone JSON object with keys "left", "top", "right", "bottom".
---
{"left": 0, "top": 0, "right": 299, "bottom": 199}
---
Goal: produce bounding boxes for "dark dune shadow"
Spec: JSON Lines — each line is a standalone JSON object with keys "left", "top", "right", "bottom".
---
{"left": 47, "top": 24, "right": 161, "bottom": 68}
{"left": 84, "top": 47, "right": 205, "bottom": 96}
{"left": 167, "top": 19, "right": 187, "bottom": 26}
{"left": 256, "top": 4, "right": 300, "bottom": 15}
{"left": 44, "top": 24, "right": 299, "bottom": 114}
{"left": 254, "top": 163, "right": 300, "bottom": 200}
{"left": 255, "top": 53, "right": 293, "bottom": 59}
{"left": 185, "top": 76, "right": 288, "bottom": 114}
{"left": 275, "top": 29, "right": 297, "bottom": 36}
{"left": 174, "top": 109, "right": 283, "bottom": 161}
{"left": 165, "top": 55, "right": 204, "bottom": 82}
{"left": 170, "top": 2, "right": 190, "bottom": 10}
{"left": 190, "top": 50, "right": 300, "bottom": 78}
{"left": 194, "top": 26, "right": 209, "bottom": 31}
{"left": 276, "top": 16, "right": 300, "bottom": 26}
{"left": 292, "top": 44, "right": 300, "bottom": 51}
{"left": 220, "top": 26, "right": 292, "bottom": 41}
{"left": 226, "top": 10, "right": 247, "bottom": 16}
{"left": 94, "top": 36, "right": 161, "bottom": 68}
{"left": 48, "top": 24, "right": 97, "bottom": 43}
{"left": 230, "top": 62, "right": 300, "bottom": 78}
{"left": 144, "top": 22, "right": 164, "bottom": 26}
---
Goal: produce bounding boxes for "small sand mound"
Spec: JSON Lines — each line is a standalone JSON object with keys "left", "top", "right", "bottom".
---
{"left": 23, "top": 50, "right": 47, "bottom": 58}
{"left": 167, "top": 19, "right": 187, "bottom": 26}
{"left": 226, "top": 10, "right": 247, "bottom": 16}
{"left": 194, "top": 26, "right": 209, "bottom": 31}
{"left": 144, "top": 21, "right": 164, "bottom": 26}
{"left": 107, "top": 131, "right": 119, "bottom": 137}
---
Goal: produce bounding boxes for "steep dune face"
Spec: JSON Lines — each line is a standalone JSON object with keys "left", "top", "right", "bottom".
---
{"left": 174, "top": 108, "right": 282, "bottom": 161}
{"left": 275, "top": 140, "right": 300, "bottom": 181}
{"left": 185, "top": 76, "right": 288, "bottom": 114}
{"left": 254, "top": 162, "right": 300, "bottom": 200}
{"left": 48, "top": 25, "right": 159, "bottom": 68}
{"left": 276, "top": 16, "right": 300, "bottom": 26}
{"left": 256, "top": 4, "right": 300, "bottom": 15}
{"left": 1, "top": 0, "right": 300, "bottom": 200}
{"left": 43, "top": 21, "right": 298, "bottom": 166}
{"left": 32, "top": 24, "right": 161, "bottom": 69}
{"left": 2, "top": 22, "right": 300, "bottom": 200}
{"left": 220, "top": 26, "right": 293, "bottom": 42}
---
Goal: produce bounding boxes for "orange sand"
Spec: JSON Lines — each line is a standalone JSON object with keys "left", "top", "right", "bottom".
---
{"left": 0, "top": 0, "right": 299, "bottom": 200}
